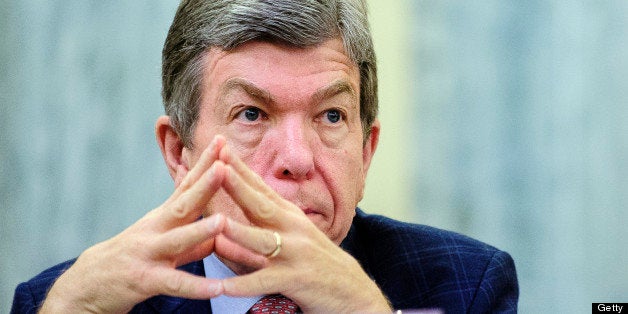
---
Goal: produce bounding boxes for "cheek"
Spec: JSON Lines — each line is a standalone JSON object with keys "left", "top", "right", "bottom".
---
{"left": 333, "top": 148, "right": 365, "bottom": 199}
{"left": 227, "top": 124, "right": 266, "bottom": 151}
{"left": 324, "top": 148, "right": 365, "bottom": 239}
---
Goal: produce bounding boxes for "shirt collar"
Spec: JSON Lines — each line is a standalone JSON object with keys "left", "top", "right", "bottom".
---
{"left": 203, "top": 253, "right": 262, "bottom": 314}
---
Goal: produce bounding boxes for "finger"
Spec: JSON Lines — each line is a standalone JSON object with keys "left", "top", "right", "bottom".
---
{"left": 176, "top": 238, "right": 217, "bottom": 267}
{"left": 214, "top": 235, "right": 267, "bottom": 270}
{"left": 159, "top": 161, "right": 228, "bottom": 229}
{"left": 222, "top": 165, "right": 284, "bottom": 227}
{"left": 220, "top": 145, "right": 298, "bottom": 214}
{"left": 173, "top": 135, "right": 226, "bottom": 197}
{"left": 222, "top": 218, "right": 280, "bottom": 258}
{"left": 221, "top": 267, "right": 288, "bottom": 297}
{"left": 153, "top": 214, "right": 225, "bottom": 263}
{"left": 149, "top": 267, "right": 224, "bottom": 300}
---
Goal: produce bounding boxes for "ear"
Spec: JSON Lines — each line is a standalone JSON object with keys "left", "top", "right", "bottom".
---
{"left": 155, "top": 115, "right": 190, "bottom": 187}
{"left": 362, "top": 118, "right": 380, "bottom": 176}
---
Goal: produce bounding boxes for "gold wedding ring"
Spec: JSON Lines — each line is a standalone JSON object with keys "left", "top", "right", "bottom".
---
{"left": 267, "top": 231, "right": 282, "bottom": 258}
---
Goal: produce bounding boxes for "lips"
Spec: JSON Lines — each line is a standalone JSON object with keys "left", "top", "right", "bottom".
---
{"left": 302, "top": 208, "right": 319, "bottom": 215}
{"left": 291, "top": 197, "right": 325, "bottom": 217}
{"left": 301, "top": 207, "right": 327, "bottom": 229}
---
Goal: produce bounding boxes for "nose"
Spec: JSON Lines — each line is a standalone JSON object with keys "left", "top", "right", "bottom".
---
{"left": 272, "top": 117, "right": 314, "bottom": 181}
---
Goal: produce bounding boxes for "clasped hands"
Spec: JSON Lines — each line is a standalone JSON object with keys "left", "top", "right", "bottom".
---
{"left": 40, "top": 135, "right": 391, "bottom": 313}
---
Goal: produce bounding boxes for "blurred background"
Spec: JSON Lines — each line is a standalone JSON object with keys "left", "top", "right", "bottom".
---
{"left": 1, "top": 1, "right": 627, "bottom": 313}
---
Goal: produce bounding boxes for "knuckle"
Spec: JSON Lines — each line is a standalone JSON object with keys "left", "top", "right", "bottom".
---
{"left": 254, "top": 274, "right": 273, "bottom": 291}
{"left": 163, "top": 273, "right": 185, "bottom": 294}
{"left": 169, "top": 201, "right": 189, "bottom": 219}
{"left": 263, "top": 232, "right": 278, "bottom": 253}
{"left": 255, "top": 199, "right": 275, "bottom": 219}
{"left": 127, "top": 266, "right": 155, "bottom": 296}
{"left": 178, "top": 178, "right": 193, "bottom": 191}
{"left": 150, "top": 232, "right": 182, "bottom": 259}
{"left": 167, "top": 236, "right": 187, "bottom": 255}
{"left": 253, "top": 174, "right": 267, "bottom": 188}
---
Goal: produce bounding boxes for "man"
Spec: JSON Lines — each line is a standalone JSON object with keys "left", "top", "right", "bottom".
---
{"left": 11, "top": 0, "right": 519, "bottom": 313}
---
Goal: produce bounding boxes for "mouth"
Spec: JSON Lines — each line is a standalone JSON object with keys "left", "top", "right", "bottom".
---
{"left": 301, "top": 207, "right": 326, "bottom": 220}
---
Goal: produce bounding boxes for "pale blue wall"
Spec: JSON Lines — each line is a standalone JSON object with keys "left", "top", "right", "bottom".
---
{"left": 2, "top": 1, "right": 627, "bottom": 313}
{"left": 410, "top": 1, "right": 628, "bottom": 313}
{"left": 0, "top": 1, "right": 180, "bottom": 311}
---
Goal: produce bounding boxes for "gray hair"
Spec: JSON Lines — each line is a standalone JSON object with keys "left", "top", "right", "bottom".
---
{"left": 162, "top": 0, "right": 378, "bottom": 148}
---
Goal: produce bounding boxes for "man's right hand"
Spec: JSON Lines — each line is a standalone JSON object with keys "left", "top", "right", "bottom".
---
{"left": 39, "top": 137, "right": 229, "bottom": 314}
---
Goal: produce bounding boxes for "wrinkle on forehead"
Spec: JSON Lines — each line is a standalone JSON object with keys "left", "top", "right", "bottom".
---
{"left": 217, "top": 77, "right": 358, "bottom": 110}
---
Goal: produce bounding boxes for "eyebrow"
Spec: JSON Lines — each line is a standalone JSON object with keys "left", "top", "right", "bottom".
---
{"left": 312, "top": 80, "right": 358, "bottom": 106}
{"left": 219, "top": 77, "right": 357, "bottom": 106}
{"left": 220, "top": 78, "right": 272, "bottom": 104}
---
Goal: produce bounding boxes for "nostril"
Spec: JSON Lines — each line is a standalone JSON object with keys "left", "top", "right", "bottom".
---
{"left": 282, "top": 169, "right": 290, "bottom": 176}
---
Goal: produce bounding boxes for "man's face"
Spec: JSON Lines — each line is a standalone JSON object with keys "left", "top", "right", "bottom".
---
{"left": 183, "top": 38, "right": 378, "bottom": 244}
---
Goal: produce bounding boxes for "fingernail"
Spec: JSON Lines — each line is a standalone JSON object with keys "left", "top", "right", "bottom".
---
{"left": 208, "top": 281, "right": 223, "bottom": 296}
{"left": 212, "top": 213, "right": 222, "bottom": 228}
{"left": 215, "top": 134, "right": 226, "bottom": 144}
{"left": 208, "top": 137, "right": 217, "bottom": 153}
{"left": 214, "top": 135, "right": 227, "bottom": 152}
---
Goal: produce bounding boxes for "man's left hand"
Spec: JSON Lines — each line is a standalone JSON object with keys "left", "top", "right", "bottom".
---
{"left": 213, "top": 144, "right": 392, "bottom": 313}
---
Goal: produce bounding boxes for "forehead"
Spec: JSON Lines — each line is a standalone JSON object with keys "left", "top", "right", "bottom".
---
{"left": 201, "top": 38, "right": 360, "bottom": 103}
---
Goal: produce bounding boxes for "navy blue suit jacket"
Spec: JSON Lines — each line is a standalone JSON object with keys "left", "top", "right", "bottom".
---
{"left": 11, "top": 209, "right": 518, "bottom": 313}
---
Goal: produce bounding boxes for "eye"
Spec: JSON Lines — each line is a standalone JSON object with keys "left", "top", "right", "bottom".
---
{"left": 324, "top": 109, "right": 343, "bottom": 124}
{"left": 236, "top": 107, "right": 264, "bottom": 122}
{"left": 244, "top": 108, "right": 260, "bottom": 121}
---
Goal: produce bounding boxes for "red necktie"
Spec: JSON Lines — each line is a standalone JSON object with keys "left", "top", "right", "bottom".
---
{"left": 248, "top": 294, "right": 300, "bottom": 314}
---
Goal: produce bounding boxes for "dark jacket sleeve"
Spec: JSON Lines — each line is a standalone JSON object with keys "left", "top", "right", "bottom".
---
{"left": 469, "top": 250, "right": 519, "bottom": 313}
{"left": 11, "top": 282, "right": 39, "bottom": 314}
{"left": 10, "top": 259, "right": 76, "bottom": 314}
